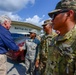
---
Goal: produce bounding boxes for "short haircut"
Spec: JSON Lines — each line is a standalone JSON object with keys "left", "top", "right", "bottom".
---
{"left": 0, "top": 15, "right": 11, "bottom": 25}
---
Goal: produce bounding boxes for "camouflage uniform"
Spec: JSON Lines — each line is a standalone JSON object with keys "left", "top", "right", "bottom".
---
{"left": 25, "top": 38, "right": 40, "bottom": 75}
{"left": 37, "top": 34, "right": 53, "bottom": 75}
{"left": 46, "top": 0, "right": 76, "bottom": 75}
{"left": 46, "top": 25, "right": 76, "bottom": 75}
{"left": 25, "top": 29, "right": 40, "bottom": 75}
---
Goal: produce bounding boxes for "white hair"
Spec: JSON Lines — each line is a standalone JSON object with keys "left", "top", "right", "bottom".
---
{"left": 0, "top": 15, "right": 11, "bottom": 25}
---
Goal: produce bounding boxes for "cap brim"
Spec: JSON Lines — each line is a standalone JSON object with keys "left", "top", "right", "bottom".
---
{"left": 42, "top": 23, "right": 47, "bottom": 26}
{"left": 42, "top": 22, "right": 52, "bottom": 26}
{"left": 29, "top": 32, "right": 36, "bottom": 34}
{"left": 29, "top": 32, "right": 32, "bottom": 33}
{"left": 48, "top": 9, "right": 62, "bottom": 18}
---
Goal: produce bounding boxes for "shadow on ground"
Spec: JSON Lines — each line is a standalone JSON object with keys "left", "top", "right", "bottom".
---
{"left": 7, "top": 58, "right": 25, "bottom": 75}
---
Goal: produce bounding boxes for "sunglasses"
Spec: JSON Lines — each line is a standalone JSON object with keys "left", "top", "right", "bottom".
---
{"left": 51, "top": 9, "right": 69, "bottom": 20}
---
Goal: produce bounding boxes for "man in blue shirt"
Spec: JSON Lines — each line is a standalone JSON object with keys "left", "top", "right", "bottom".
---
{"left": 0, "top": 15, "right": 23, "bottom": 75}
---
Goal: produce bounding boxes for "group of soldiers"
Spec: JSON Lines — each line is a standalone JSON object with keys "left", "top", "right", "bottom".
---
{"left": 35, "top": 0, "right": 76, "bottom": 75}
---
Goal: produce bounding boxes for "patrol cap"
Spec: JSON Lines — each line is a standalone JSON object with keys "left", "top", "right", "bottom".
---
{"left": 48, "top": 0, "right": 76, "bottom": 18}
{"left": 29, "top": 29, "right": 37, "bottom": 34}
{"left": 42, "top": 19, "right": 52, "bottom": 26}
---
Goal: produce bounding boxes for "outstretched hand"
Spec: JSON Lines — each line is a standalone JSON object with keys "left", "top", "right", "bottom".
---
{"left": 19, "top": 47, "right": 23, "bottom": 51}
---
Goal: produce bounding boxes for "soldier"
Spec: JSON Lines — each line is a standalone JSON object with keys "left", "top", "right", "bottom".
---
{"left": 25, "top": 29, "right": 40, "bottom": 75}
{"left": 46, "top": 0, "right": 76, "bottom": 75}
{"left": 35, "top": 20, "right": 54, "bottom": 75}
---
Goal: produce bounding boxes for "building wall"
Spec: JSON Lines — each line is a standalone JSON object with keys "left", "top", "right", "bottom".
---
{"left": 9, "top": 21, "right": 42, "bottom": 35}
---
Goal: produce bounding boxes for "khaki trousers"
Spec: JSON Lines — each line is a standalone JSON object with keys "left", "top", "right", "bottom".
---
{"left": 0, "top": 54, "right": 7, "bottom": 75}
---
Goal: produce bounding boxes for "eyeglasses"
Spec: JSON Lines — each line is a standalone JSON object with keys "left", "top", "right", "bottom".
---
{"left": 51, "top": 9, "right": 69, "bottom": 20}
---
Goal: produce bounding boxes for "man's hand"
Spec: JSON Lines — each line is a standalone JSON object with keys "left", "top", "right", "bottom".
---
{"left": 19, "top": 47, "right": 23, "bottom": 51}
{"left": 35, "top": 59, "right": 39, "bottom": 68}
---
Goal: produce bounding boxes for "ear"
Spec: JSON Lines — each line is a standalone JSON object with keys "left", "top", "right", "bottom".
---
{"left": 67, "top": 10, "right": 74, "bottom": 17}
{"left": 4, "top": 20, "right": 7, "bottom": 26}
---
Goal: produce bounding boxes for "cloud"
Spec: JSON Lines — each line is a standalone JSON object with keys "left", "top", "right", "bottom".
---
{"left": 0, "top": 0, "right": 35, "bottom": 12}
{"left": 0, "top": 11, "right": 45, "bottom": 26}
{"left": 0, "top": 11, "right": 22, "bottom": 21}
{"left": 25, "top": 15, "right": 45, "bottom": 26}
{"left": 0, "top": 12, "right": 45, "bottom": 26}
{"left": 0, "top": 0, "right": 35, "bottom": 21}
{"left": 0, "top": 0, "right": 45, "bottom": 26}
{"left": 7, "top": 12, "right": 22, "bottom": 21}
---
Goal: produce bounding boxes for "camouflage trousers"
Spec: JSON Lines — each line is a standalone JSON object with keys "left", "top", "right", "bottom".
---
{"left": 25, "top": 58, "right": 35, "bottom": 75}
{"left": 39, "top": 62, "right": 46, "bottom": 75}
{"left": 39, "top": 68, "right": 46, "bottom": 75}
{"left": 0, "top": 54, "right": 7, "bottom": 75}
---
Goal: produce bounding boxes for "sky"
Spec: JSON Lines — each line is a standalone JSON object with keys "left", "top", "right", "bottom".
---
{"left": 0, "top": 0, "right": 60, "bottom": 27}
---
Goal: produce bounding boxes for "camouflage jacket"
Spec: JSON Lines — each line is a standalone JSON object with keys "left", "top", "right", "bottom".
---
{"left": 36, "top": 34, "right": 53, "bottom": 71}
{"left": 46, "top": 26, "right": 76, "bottom": 75}
{"left": 25, "top": 38, "right": 40, "bottom": 62}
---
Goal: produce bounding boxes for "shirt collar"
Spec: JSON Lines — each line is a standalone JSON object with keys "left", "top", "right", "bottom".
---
{"left": 57, "top": 25, "right": 76, "bottom": 41}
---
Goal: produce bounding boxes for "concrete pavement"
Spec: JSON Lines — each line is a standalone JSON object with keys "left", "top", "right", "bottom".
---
{"left": 7, "top": 58, "right": 25, "bottom": 75}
